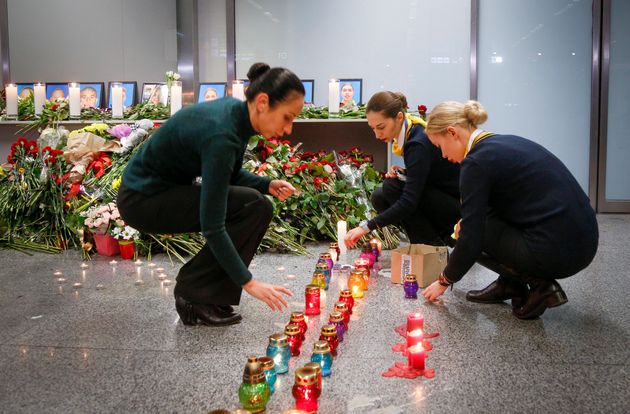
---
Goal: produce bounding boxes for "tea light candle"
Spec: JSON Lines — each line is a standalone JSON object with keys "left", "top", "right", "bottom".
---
{"left": 34, "top": 82, "right": 46, "bottom": 116}
{"left": 328, "top": 78, "right": 340, "bottom": 115}
{"left": 5, "top": 84, "right": 18, "bottom": 119}
{"left": 56, "top": 277, "right": 67, "bottom": 284}
{"left": 68, "top": 83, "right": 81, "bottom": 118}
{"left": 96, "top": 284, "right": 105, "bottom": 290}
{"left": 406, "top": 329, "right": 424, "bottom": 348}
{"left": 407, "top": 343, "right": 425, "bottom": 370}
{"left": 134, "top": 259, "right": 143, "bottom": 266}
{"left": 80, "top": 263, "right": 89, "bottom": 269}
{"left": 111, "top": 82, "right": 124, "bottom": 118}
{"left": 147, "top": 263, "right": 156, "bottom": 268}
{"left": 73, "top": 282, "right": 83, "bottom": 289}
{"left": 406, "top": 312, "right": 424, "bottom": 331}
{"left": 109, "top": 260, "right": 118, "bottom": 265}
{"left": 337, "top": 220, "right": 347, "bottom": 257}
{"left": 348, "top": 271, "right": 364, "bottom": 299}
{"left": 170, "top": 80, "right": 182, "bottom": 115}
{"left": 155, "top": 267, "right": 164, "bottom": 272}
{"left": 157, "top": 273, "right": 167, "bottom": 281}
{"left": 53, "top": 271, "right": 63, "bottom": 276}
{"left": 163, "top": 279, "right": 173, "bottom": 286}
{"left": 232, "top": 80, "right": 245, "bottom": 101}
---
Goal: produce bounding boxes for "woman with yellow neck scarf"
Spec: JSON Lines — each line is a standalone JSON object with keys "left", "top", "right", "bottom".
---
{"left": 345, "top": 91, "right": 461, "bottom": 248}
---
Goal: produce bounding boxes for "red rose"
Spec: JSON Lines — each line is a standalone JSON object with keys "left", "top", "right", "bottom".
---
{"left": 418, "top": 104, "right": 427, "bottom": 113}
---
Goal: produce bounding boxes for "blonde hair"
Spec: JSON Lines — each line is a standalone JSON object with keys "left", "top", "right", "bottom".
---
{"left": 426, "top": 100, "right": 488, "bottom": 134}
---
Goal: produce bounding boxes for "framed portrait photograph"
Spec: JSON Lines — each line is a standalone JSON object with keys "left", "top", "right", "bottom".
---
{"left": 79, "top": 82, "right": 105, "bottom": 109}
{"left": 107, "top": 81, "right": 137, "bottom": 108}
{"left": 16, "top": 83, "right": 34, "bottom": 99}
{"left": 46, "top": 83, "right": 69, "bottom": 101}
{"left": 198, "top": 82, "right": 226, "bottom": 103}
{"left": 301, "top": 79, "right": 315, "bottom": 105}
{"left": 339, "top": 78, "right": 363, "bottom": 106}
{"left": 141, "top": 82, "right": 168, "bottom": 105}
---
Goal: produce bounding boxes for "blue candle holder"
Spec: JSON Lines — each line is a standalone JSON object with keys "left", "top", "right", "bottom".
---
{"left": 266, "top": 333, "right": 291, "bottom": 374}
{"left": 404, "top": 274, "right": 419, "bottom": 299}
{"left": 258, "top": 356, "right": 277, "bottom": 395}
{"left": 311, "top": 340, "right": 333, "bottom": 377}
{"left": 316, "top": 260, "right": 331, "bottom": 290}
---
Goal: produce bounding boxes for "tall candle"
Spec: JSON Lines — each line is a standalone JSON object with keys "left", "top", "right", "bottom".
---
{"left": 68, "top": 83, "right": 81, "bottom": 118}
{"left": 328, "top": 79, "right": 340, "bottom": 115}
{"left": 232, "top": 80, "right": 245, "bottom": 101}
{"left": 170, "top": 80, "right": 182, "bottom": 115}
{"left": 406, "top": 329, "right": 424, "bottom": 348}
{"left": 111, "top": 82, "right": 123, "bottom": 118}
{"left": 34, "top": 82, "right": 46, "bottom": 116}
{"left": 406, "top": 312, "right": 424, "bottom": 332}
{"left": 407, "top": 344, "right": 425, "bottom": 370}
{"left": 5, "top": 84, "right": 18, "bottom": 119}
{"left": 337, "top": 220, "right": 347, "bottom": 258}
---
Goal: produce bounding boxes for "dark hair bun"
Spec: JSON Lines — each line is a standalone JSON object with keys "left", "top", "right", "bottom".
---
{"left": 392, "top": 92, "right": 408, "bottom": 110}
{"left": 247, "top": 62, "right": 271, "bottom": 83}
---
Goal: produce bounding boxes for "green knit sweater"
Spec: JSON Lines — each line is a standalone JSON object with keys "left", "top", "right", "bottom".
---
{"left": 122, "top": 97, "right": 271, "bottom": 285}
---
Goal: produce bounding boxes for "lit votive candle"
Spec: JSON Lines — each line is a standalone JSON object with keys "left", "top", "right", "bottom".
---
{"left": 266, "top": 333, "right": 291, "bottom": 374}
{"left": 157, "top": 273, "right": 167, "bottom": 281}
{"left": 147, "top": 263, "right": 156, "bottom": 268}
{"left": 109, "top": 260, "right": 118, "bottom": 265}
{"left": 285, "top": 324, "right": 303, "bottom": 356}
{"left": 134, "top": 259, "right": 143, "bottom": 266}
{"left": 348, "top": 271, "right": 365, "bottom": 299}
{"left": 304, "top": 284, "right": 321, "bottom": 316}
{"left": 72, "top": 282, "right": 83, "bottom": 289}
{"left": 338, "top": 288, "right": 355, "bottom": 314}
{"left": 53, "top": 271, "right": 63, "bottom": 276}
{"left": 407, "top": 343, "right": 425, "bottom": 370}
{"left": 162, "top": 279, "right": 173, "bottom": 286}
{"left": 155, "top": 267, "right": 164, "bottom": 272}
{"left": 406, "top": 312, "right": 424, "bottom": 331}
{"left": 310, "top": 340, "right": 333, "bottom": 377}
{"left": 292, "top": 366, "right": 321, "bottom": 413}
{"left": 56, "top": 277, "right": 67, "bottom": 284}
{"left": 80, "top": 263, "right": 89, "bottom": 269}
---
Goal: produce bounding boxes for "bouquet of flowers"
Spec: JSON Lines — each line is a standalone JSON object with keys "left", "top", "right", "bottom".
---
{"left": 110, "top": 224, "right": 139, "bottom": 241}
{"left": 80, "top": 202, "right": 123, "bottom": 235}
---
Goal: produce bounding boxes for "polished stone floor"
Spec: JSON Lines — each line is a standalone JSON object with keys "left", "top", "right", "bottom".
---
{"left": 0, "top": 215, "right": 628, "bottom": 414}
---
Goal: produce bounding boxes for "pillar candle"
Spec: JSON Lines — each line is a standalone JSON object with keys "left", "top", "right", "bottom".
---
{"left": 406, "top": 312, "right": 424, "bottom": 332}
{"left": 406, "top": 329, "right": 424, "bottom": 348}
{"left": 68, "top": 83, "right": 81, "bottom": 118}
{"left": 337, "top": 220, "right": 347, "bottom": 258}
{"left": 328, "top": 79, "right": 340, "bottom": 115}
{"left": 232, "top": 80, "right": 245, "bottom": 101}
{"left": 34, "top": 83, "right": 46, "bottom": 116}
{"left": 170, "top": 80, "right": 182, "bottom": 115}
{"left": 407, "top": 344, "right": 425, "bottom": 370}
{"left": 5, "top": 84, "right": 18, "bottom": 118}
{"left": 111, "top": 83, "right": 124, "bottom": 118}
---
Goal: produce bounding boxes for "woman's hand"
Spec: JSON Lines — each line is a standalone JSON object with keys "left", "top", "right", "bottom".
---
{"left": 422, "top": 280, "right": 448, "bottom": 301}
{"left": 243, "top": 279, "right": 293, "bottom": 311}
{"left": 452, "top": 219, "right": 462, "bottom": 240}
{"left": 385, "top": 165, "right": 404, "bottom": 179}
{"left": 269, "top": 180, "right": 296, "bottom": 202}
{"left": 344, "top": 226, "right": 369, "bottom": 248}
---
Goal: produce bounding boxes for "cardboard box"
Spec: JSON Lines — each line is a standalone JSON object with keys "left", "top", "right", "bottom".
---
{"left": 390, "top": 244, "right": 448, "bottom": 287}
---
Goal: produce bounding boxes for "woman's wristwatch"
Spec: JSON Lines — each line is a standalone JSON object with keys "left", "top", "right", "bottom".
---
{"left": 438, "top": 272, "right": 453, "bottom": 287}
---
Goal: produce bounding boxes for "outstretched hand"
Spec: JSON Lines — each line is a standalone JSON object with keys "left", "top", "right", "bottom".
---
{"left": 269, "top": 180, "right": 296, "bottom": 202}
{"left": 422, "top": 281, "right": 448, "bottom": 301}
{"left": 344, "top": 226, "right": 369, "bottom": 248}
{"left": 243, "top": 279, "right": 293, "bottom": 311}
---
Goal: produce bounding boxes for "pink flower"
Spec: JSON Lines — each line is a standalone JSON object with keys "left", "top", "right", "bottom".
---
{"left": 107, "top": 124, "right": 133, "bottom": 139}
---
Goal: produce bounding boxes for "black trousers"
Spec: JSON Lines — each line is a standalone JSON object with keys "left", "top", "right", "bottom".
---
{"left": 117, "top": 183, "right": 272, "bottom": 305}
{"left": 371, "top": 178, "right": 460, "bottom": 246}
{"left": 479, "top": 213, "right": 598, "bottom": 283}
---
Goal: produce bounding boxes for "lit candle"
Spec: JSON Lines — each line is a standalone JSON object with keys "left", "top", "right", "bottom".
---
{"left": 319, "top": 324, "right": 339, "bottom": 356}
{"left": 407, "top": 343, "right": 425, "bottom": 370}
{"left": 304, "top": 362, "right": 323, "bottom": 392}
{"left": 338, "top": 289, "right": 354, "bottom": 314}
{"left": 315, "top": 260, "right": 330, "bottom": 289}
{"left": 155, "top": 267, "right": 164, "bottom": 272}
{"left": 328, "top": 311, "right": 345, "bottom": 342}
{"left": 53, "top": 271, "right": 63, "bottom": 276}
{"left": 284, "top": 324, "right": 303, "bottom": 356}
{"left": 80, "top": 263, "right": 89, "bottom": 269}
{"left": 292, "top": 366, "right": 321, "bottom": 413}
{"left": 406, "top": 312, "right": 424, "bottom": 332}
{"left": 170, "top": 80, "right": 182, "bottom": 115}
{"left": 238, "top": 356, "right": 271, "bottom": 414}
{"left": 232, "top": 80, "right": 245, "bottom": 101}
{"left": 73, "top": 282, "right": 83, "bottom": 289}
{"left": 333, "top": 302, "right": 350, "bottom": 329}
{"left": 157, "top": 273, "right": 167, "bottom": 281}
{"left": 147, "top": 263, "right": 156, "bottom": 268}
{"left": 311, "top": 271, "right": 326, "bottom": 290}
{"left": 134, "top": 259, "right": 143, "bottom": 266}
{"left": 348, "top": 271, "right": 364, "bottom": 299}
{"left": 34, "top": 82, "right": 46, "bottom": 116}
{"left": 406, "top": 329, "right": 424, "bottom": 348}
{"left": 329, "top": 242, "right": 340, "bottom": 262}
{"left": 266, "top": 333, "right": 291, "bottom": 374}
{"left": 258, "top": 356, "right": 277, "bottom": 395}
{"left": 328, "top": 78, "right": 340, "bottom": 116}
{"left": 68, "top": 83, "right": 81, "bottom": 118}
{"left": 288, "top": 311, "right": 308, "bottom": 340}
{"left": 310, "top": 340, "right": 333, "bottom": 377}
{"left": 304, "top": 284, "right": 321, "bottom": 316}
{"left": 109, "top": 260, "right": 118, "bottom": 265}
{"left": 5, "top": 84, "right": 18, "bottom": 119}
{"left": 56, "top": 277, "right": 67, "bottom": 284}
{"left": 320, "top": 252, "right": 334, "bottom": 276}
{"left": 111, "top": 82, "right": 124, "bottom": 118}
{"left": 337, "top": 220, "right": 347, "bottom": 258}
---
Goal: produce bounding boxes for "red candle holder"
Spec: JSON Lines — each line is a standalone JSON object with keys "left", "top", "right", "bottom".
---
{"left": 407, "top": 343, "right": 425, "bottom": 370}
{"left": 319, "top": 324, "right": 339, "bottom": 356}
{"left": 359, "top": 244, "right": 376, "bottom": 268}
{"left": 289, "top": 311, "right": 308, "bottom": 340}
{"left": 338, "top": 289, "right": 355, "bottom": 314}
{"left": 304, "top": 284, "right": 320, "bottom": 316}
{"left": 304, "top": 362, "right": 323, "bottom": 392}
{"left": 406, "top": 312, "right": 424, "bottom": 332}
{"left": 285, "top": 324, "right": 303, "bottom": 356}
{"left": 333, "top": 301, "right": 350, "bottom": 329}
{"left": 292, "top": 366, "right": 321, "bottom": 413}
{"left": 406, "top": 329, "right": 424, "bottom": 348}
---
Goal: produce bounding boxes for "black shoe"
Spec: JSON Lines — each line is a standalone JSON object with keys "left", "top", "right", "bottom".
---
{"left": 175, "top": 295, "right": 242, "bottom": 326}
{"left": 513, "top": 280, "right": 568, "bottom": 320}
{"left": 466, "top": 277, "right": 529, "bottom": 304}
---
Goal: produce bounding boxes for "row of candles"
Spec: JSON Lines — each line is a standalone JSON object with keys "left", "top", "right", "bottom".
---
{"left": 3, "top": 81, "right": 183, "bottom": 119}
{"left": 238, "top": 240, "right": 381, "bottom": 413}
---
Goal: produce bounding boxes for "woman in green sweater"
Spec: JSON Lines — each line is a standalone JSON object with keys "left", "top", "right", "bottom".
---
{"left": 118, "top": 63, "right": 302, "bottom": 326}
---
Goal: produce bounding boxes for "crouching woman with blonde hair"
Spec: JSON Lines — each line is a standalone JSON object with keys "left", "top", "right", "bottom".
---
{"left": 421, "top": 100, "right": 598, "bottom": 319}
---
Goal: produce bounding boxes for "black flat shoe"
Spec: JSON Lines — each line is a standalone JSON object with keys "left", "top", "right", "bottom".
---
{"left": 216, "top": 305, "right": 238, "bottom": 317}
{"left": 513, "top": 280, "right": 568, "bottom": 320}
{"left": 466, "top": 277, "right": 528, "bottom": 304}
{"left": 175, "top": 296, "right": 242, "bottom": 326}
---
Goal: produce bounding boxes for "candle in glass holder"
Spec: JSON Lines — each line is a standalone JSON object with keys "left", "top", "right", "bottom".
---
{"left": 111, "top": 82, "right": 124, "bottom": 118}
{"left": 304, "top": 362, "right": 323, "bottom": 392}
{"left": 170, "top": 80, "right": 182, "bottom": 115}
{"left": 68, "top": 83, "right": 81, "bottom": 118}
{"left": 315, "top": 260, "right": 331, "bottom": 289}
{"left": 370, "top": 238, "right": 382, "bottom": 261}
{"left": 310, "top": 271, "right": 326, "bottom": 290}
{"left": 304, "top": 284, "right": 320, "bottom": 316}
{"left": 238, "top": 356, "right": 270, "bottom": 413}
{"left": 33, "top": 82, "right": 46, "bottom": 116}
{"left": 5, "top": 84, "right": 18, "bottom": 119}
{"left": 320, "top": 252, "right": 334, "bottom": 274}
{"left": 404, "top": 274, "right": 419, "bottom": 299}
{"left": 328, "top": 311, "right": 345, "bottom": 342}
{"left": 406, "top": 312, "right": 424, "bottom": 331}
{"left": 359, "top": 244, "right": 376, "bottom": 268}
{"left": 292, "top": 366, "right": 321, "bottom": 413}
{"left": 310, "top": 340, "right": 333, "bottom": 377}
{"left": 258, "top": 356, "right": 277, "bottom": 395}
{"left": 348, "top": 271, "right": 365, "bottom": 299}
{"left": 285, "top": 324, "right": 303, "bottom": 357}
{"left": 289, "top": 311, "right": 308, "bottom": 340}
{"left": 336, "top": 220, "right": 347, "bottom": 257}
{"left": 266, "top": 333, "right": 291, "bottom": 374}
{"left": 407, "top": 343, "right": 425, "bottom": 370}
{"left": 406, "top": 328, "right": 424, "bottom": 348}
{"left": 338, "top": 289, "right": 354, "bottom": 314}
{"left": 232, "top": 80, "right": 245, "bottom": 101}
{"left": 319, "top": 324, "right": 339, "bottom": 356}
{"left": 328, "top": 78, "right": 340, "bottom": 116}
{"left": 333, "top": 302, "right": 350, "bottom": 329}
{"left": 329, "top": 242, "right": 340, "bottom": 262}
